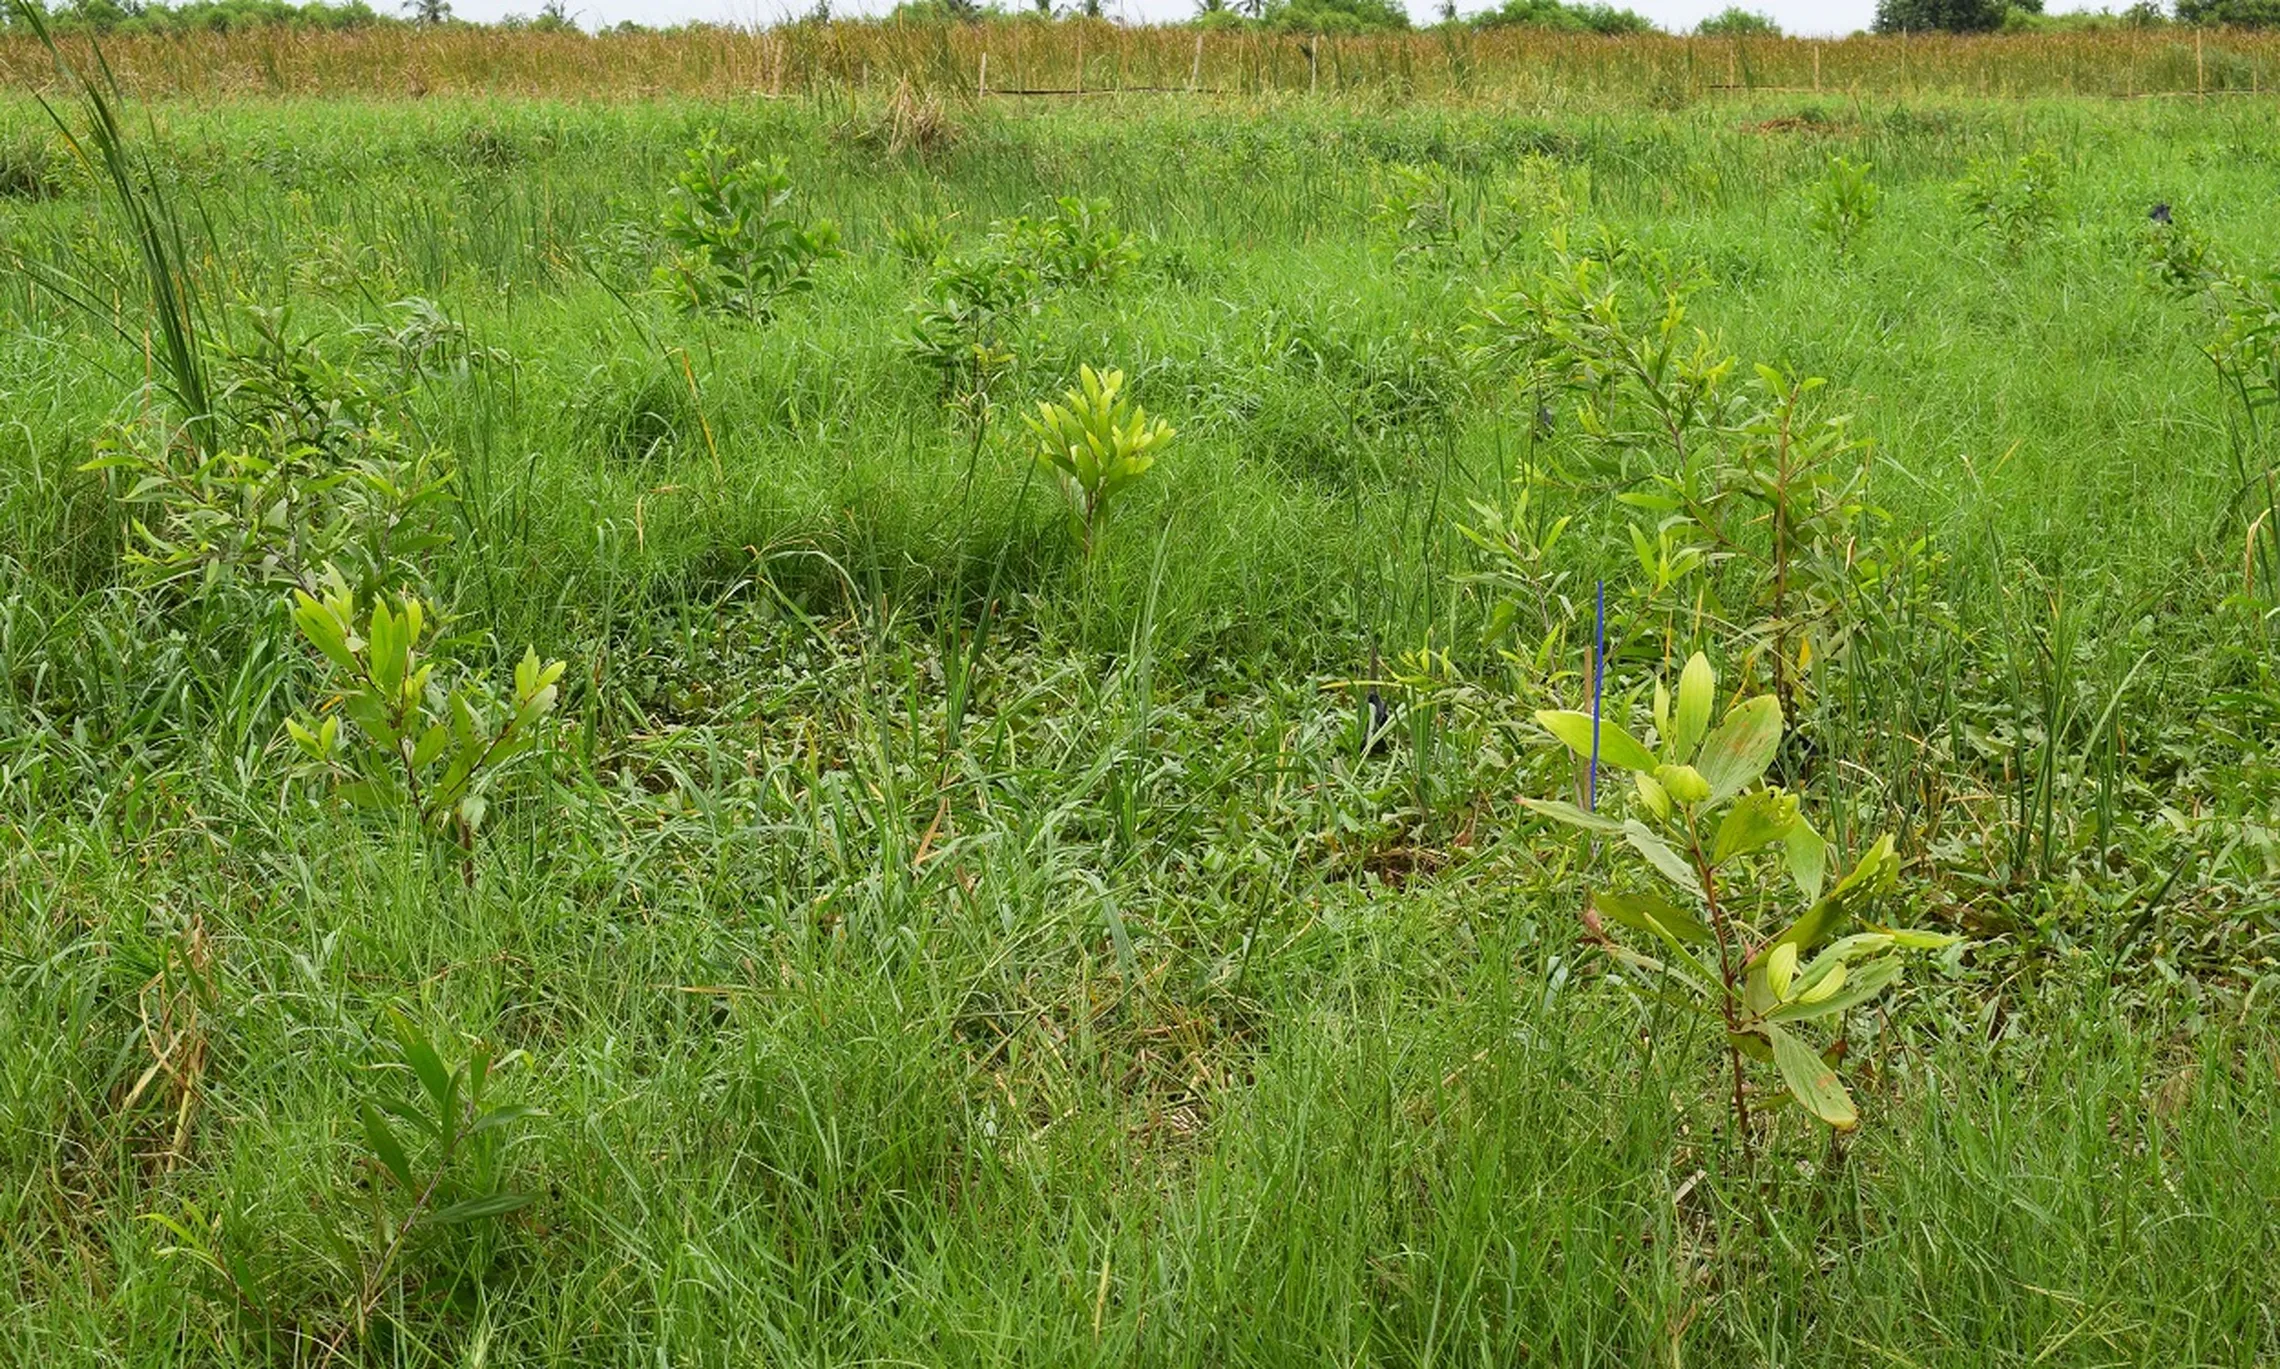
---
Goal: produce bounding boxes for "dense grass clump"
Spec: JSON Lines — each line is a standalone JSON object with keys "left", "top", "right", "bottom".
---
{"left": 0, "top": 69, "right": 2277, "bottom": 1366}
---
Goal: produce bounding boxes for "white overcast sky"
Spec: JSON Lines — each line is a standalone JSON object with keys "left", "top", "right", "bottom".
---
{"left": 443, "top": 0, "right": 2121, "bottom": 39}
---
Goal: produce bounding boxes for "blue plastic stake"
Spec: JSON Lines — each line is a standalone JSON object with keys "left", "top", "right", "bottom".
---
{"left": 1589, "top": 578, "right": 1605, "bottom": 811}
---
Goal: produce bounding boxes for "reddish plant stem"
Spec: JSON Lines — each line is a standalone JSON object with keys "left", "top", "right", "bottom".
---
{"left": 1686, "top": 814, "right": 1754, "bottom": 1165}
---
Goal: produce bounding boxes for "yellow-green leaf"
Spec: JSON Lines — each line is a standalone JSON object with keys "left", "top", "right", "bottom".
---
{"left": 1713, "top": 788, "right": 1796, "bottom": 865}
{"left": 1594, "top": 888, "right": 1714, "bottom": 946}
{"left": 1534, "top": 710, "right": 1658, "bottom": 772}
{"left": 1519, "top": 797, "right": 1623, "bottom": 834}
{"left": 1673, "top": 652, "right": 1713, "bottom": 761}
{"left": 1622, "top": 820, "right": 1703, "bottom": 900}
{"left": 1695, "top": 695, "right": 1783, "bottom": 804}
{"left": 1766, "top": 1023, "right": 1857, "bottom": 1130}
{"left": 1767, "top": 942, "right": 1798, "bottom": 1001}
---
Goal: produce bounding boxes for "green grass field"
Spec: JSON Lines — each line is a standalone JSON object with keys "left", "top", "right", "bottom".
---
{"left": 3, "top": 73, "right": 2279, "bottom": 1366}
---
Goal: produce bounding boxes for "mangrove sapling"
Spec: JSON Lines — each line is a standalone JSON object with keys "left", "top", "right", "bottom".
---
{"left": 1952, "top": 147, "right": 2064, "bottom": 254}
{"left": 87, "top": 425, "right": 455, "bottom": 606}
{"left": 1526, "top": 652, "right": 1957, "bottom": 1148}
{"left": 657, "top": 133, "right": 840, "bottom": 321}
{"left": 1806, "top": 155, "right": 1883, "bottom": 258}
{"left": 287, "top": 570, "right": 565, "bottom": 855}
{"left": 1024, "top": 365, "right": 1175, "bottom": 556}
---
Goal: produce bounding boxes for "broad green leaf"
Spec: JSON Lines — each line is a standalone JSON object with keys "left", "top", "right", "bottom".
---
{"left": 286, "top": 717, "right": 325, "bottom": 759}
{"left": 410, "top": 723, "right": 449, "bottom": 772}
{"left": 1594, "top": 888, "right": 1713, "bottom": 946}
{"left": 1870, "top": 924, "right": 1961, "bottom": 951}
{"left": 1534, "top": 710, "right": 1659, "bottom": 772}
{"left": 291, "top": 592, "right": 358, "bottom": 674}
{"left": 391, "top": 1011, "right": 453, "bottom": 1110}
{"left": 1727, "top": 1030, "right": 1773, "bottom": 1063}
{"left": 466, "top": 1103, "right": 541, "bottom": 1138}
{"left": 1756, "top": 835, "right": 1898, "bottom": 964}
{"left": 1767, "top": 955, "right": 1904, "bottom": 1023}
{"left": 1602, "top": 942, "right": 1722, "bottom": 1004}
{"left": 1796, "top": 959, "right": 1847, "bottom": 1004}
{"left": 1673, "top": 652, "right": 1714, "bottom": 762}
{"left": 338, "top": 780, "right": 390, "bottom": 809}
{"left": 1766, "top": 1022, "right": 1857, "bottom": 1130}
{"left": 1767, "top": 942, "right": 1798, "bottom": 1001}
{"left": 1622, "top": 820, "right": 1703, "bottom": 900}
{"left": 360, "top": 1102, "right": 415, "bottom": 1191}
{"left": 1633, "top": 770, "right": 1671, "bottom": 820}
{"left": 1785, "top": 819, "right": 1829, "bottom": 902}
{"left": 1797, "top": 932, "right": 1896, "bottom": 985}
{"left": 1713, "top": 788, "right": 1796, "bottom": 865}
{"left": 1519, "top": 798, "right": 1622, "bottom": 834}
{"left": 369, "top": 599, "right": 404, "bottom": 696}
{"left": 1694, "top": 695, "right": 1783, "bottom": 804}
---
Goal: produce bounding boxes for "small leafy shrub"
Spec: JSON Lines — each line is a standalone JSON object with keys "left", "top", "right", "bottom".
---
{"left": 353, "top": 1009, "right": 539, "bottom": 1242}
{"left": 1480, "top": 153, "right": 1579, "bottom": 266}
{"left": 457, "top": 123, "right": 522, "bottom": 172}
{"left": 886, "top": 211, "right": 956, "bottom": 266}
{"left": 1370, "top": 163, "right": 1461, "bottom": 270}
{"left": 907, "top": 246, "right": 1035, "bottom": 408}
{"left": 1470, "top": 230, "right": 1732, "bottom": 489}
{"left": 1024, "top": 365, "right": 1175, "bottom": 555}
{"left": 351, "top": 296, "right": 514, "bottom": 388}
{"left": 147, "top": 1011, "right": 537, "bottom": 1344}
{"left": 902, "top": 197, "right": 1146, "bottom": 410}
{"left": 657, "top": 134, "right": 839, "bottom": 320}
{"left": 2141, "top": 210, "right": 2218, "bottom": 296}
{"left": 1953, "top": 147, "right": 2063, "bottom": 251}
{"left": 211, "top": 305, "right": 383, "bottom": 455}
{"left": 1807, "top": 155, "right": 1883, "bottom": 256}
{"left": 83, "top": 304, "right": 483, "bottom": 608}
{"left": 1633, "top": 366, "right": 1879, "bottom": 717}
{"left": 1526, "top": 653, "right": 1958, "bottom": 1140}
{"left": 998, "top": 196, "right": 1141, "bottom": 289}
{"left": 1697, "top": 5, "right": 1779, "bottom": 33}
{"left": 86, "top": 426, "right": 455, "bottom": 605}
{"left": 288, "top": 571, "right": 565, "bottom": 851}
{"left": 1470, "top": 234, "right": 1900, "bottom": 717}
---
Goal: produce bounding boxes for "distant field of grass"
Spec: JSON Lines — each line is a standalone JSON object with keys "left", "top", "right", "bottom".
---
{"left": 2, "top": 68, "right": 2277, "bottom": 1367}
{"left": 3, "top": 21, "right": 2280, "bottom": 100}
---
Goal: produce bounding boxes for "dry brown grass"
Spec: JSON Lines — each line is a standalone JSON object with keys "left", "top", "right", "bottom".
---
{"left": 1, "top": 22, "right": 2277, "bottom": 104}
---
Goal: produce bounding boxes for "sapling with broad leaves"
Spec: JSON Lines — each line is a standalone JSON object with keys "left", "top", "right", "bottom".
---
{"left": 1024, "top": 365, "right": 1174, "bottom": 556}
{"left": 656, "top": 133, "right": 839, "bottom": 321}
{"left": 1526, "top": 652, "right": 1956, "bottom": 1144}
{"left": 287, "top": 569, "right": 564, "bottom": 854}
